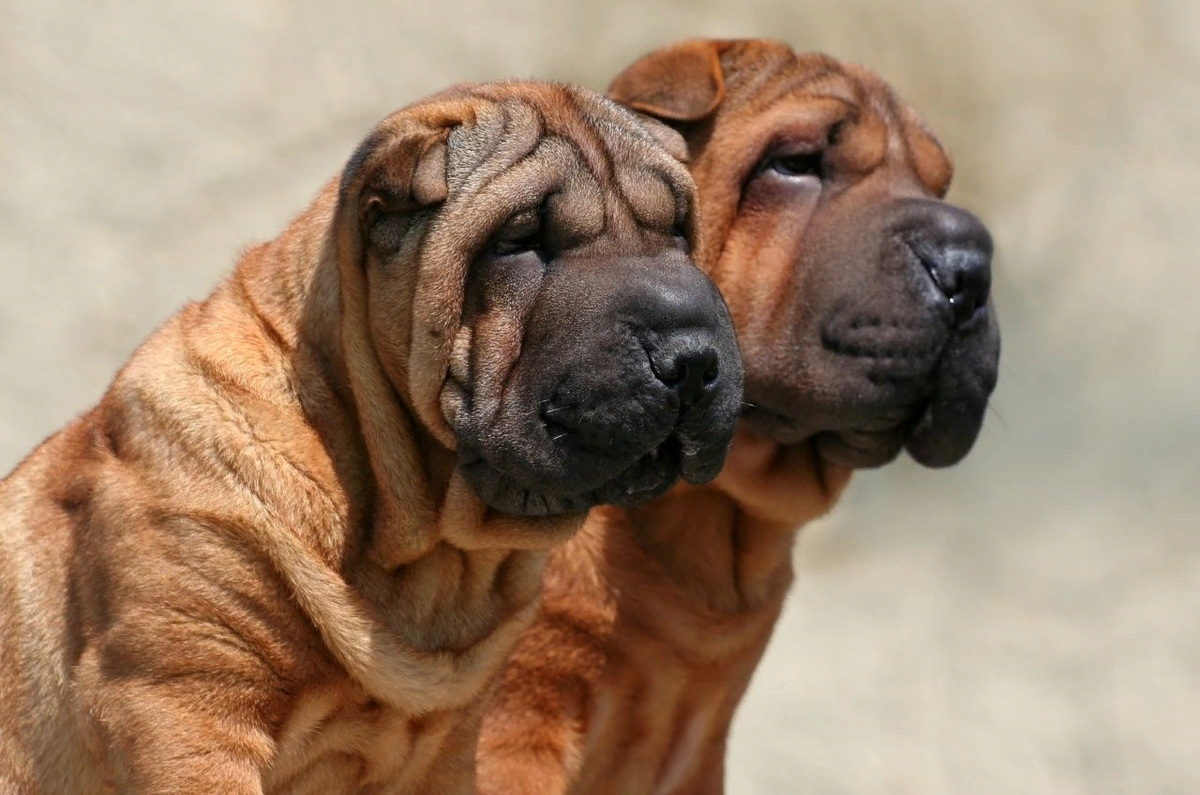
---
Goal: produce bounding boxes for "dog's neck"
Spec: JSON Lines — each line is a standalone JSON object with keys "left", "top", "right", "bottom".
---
{"left": 224, "top": 186, "right": 439, "bottom": 560}
{"left": 620, "top": 429, "right": 852, "bottom": 615}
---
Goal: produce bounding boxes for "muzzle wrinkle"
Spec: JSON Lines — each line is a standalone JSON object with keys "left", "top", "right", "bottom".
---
{"left": 451, "top": 218, "right": 741, "bottom": 518}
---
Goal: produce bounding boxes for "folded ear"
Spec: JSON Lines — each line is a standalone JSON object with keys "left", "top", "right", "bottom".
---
{"left": 336, "top": 99, "right": 483, "bottom": 263}
{"left": 361, "top": 135, "right": 449, "bottom": 225}
{"left": 337, "top": 126, "right": 448, "bottom": 260}
{"left": 608, "top": 39, "right": 726, "bottom": 123}
{"left": 327, "top": 101, "right": 481, "bottom": 557}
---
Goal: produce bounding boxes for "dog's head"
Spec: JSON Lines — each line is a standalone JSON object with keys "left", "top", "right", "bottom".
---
{"left": 333, "top": 81, "right": 742, "bottom": 518}
{"left": 610, "top": 40, "right": 999, "bottom": 469}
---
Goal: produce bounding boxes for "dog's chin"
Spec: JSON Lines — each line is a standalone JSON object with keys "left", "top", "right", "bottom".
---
{"left": 743, "top": 404, "right": 914, "bottom": 469}
{"left": 902, "top": 393, "right": 986, "bottom": 468}
{"left": 743, "top": 385, "right": 988, "bottom": 471}
{"left": 460, "top": 437, "right": 687, "bottom": 518}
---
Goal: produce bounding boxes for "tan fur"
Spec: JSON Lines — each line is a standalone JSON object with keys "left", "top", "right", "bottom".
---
{"left": 0, "top": 81, "right": 699, "bottom": 794}
{"left": 477, "top": 41, "right": 960, "bottom": 794}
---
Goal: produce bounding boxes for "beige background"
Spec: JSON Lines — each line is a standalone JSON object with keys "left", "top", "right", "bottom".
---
{"left": 2, "top": 1, "right": 1197, "bottom": 792}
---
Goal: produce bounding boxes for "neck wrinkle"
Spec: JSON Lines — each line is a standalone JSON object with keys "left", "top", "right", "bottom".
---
{"left": 267, "top": 192, "right": 452, "bottom": 574}
{"left": 338, "top": 263, "right": 444, "bottom": 570}
{"left": 621, "top": 483, "right": 797, "bottom": 617}
{"left": 621, "top": 435, "right": 849, "bottom": 616}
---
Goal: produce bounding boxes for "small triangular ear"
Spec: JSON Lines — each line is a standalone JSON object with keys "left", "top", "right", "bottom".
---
{"left": 608, "top": 39, "right": 726, "bottom": 123}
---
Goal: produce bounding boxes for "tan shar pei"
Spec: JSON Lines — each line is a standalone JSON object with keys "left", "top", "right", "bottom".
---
{"left": 477, "top": 40, "right": 1001, "bottom": 795}
{"left": 0, "top": 80, "right": 744, "bottom": 794}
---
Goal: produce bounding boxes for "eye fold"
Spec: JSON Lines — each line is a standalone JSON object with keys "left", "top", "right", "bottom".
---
{"left": 671, "top": 218, "right": 692, "bottom": 253}
{"left": 769, "top": 151, "right": 824, "bottom": 179}
{"left": 827, "top": 120, "right": 846, "bottom": 147}
{"left": 491, "top": 234, "right": 543, "bottom": 257}
{"left": 489, "top": 207, "right": 545, "bottom": 257}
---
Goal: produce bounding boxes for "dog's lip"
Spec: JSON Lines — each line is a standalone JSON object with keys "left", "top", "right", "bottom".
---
{"left": 461, "top": 435, "right": 688, "bottom": 517}
{"left": 739, "top": 401, "right": 796, "bottom": 430}
{"left": 609, "top": 435, "right": 685, "bottom": 502}
{"left": 739, "top": 391, "right": 926, "bottom": 464}
{"left": 742, "top": 349, "right": 993, "bottom": 470}
{"left": 460, "top": 432, "right": 685, "bottom": 502}
{"left": 739, "top": 403, "right": 823, "bottom": 450}
{"left": 820, "top": 317, "right": 948, "bottom": 377}
{"left": 954, "top": 302, "right": 991, "bottom": 334}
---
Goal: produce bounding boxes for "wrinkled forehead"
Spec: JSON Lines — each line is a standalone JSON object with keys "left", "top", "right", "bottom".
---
{"left": 440, "top": 84, "right": 695, "bottom": 224}
{"left": 841, "top": 63, "right": 954, "bottom": 194}
{"left": 716, "top": 51, "right": 953, "bottom": 194}
{"left": 841, "top": 65, "right": 947, "bottom": 145}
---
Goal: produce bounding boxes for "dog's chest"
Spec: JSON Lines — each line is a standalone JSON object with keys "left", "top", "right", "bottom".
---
{"left": 263, "top": 684, "right": 466, "bottom": 794}
{"left": 576, "top": 657, "right": 724, "bottom": 795}
{"left": 651, "top": 702, "right": 718, "bottom": 795}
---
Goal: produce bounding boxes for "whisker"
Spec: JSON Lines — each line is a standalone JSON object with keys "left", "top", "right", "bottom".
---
{"left": 552, "top": 433, "right": 567, "bottom": 442}
{"left": 987, "top": 403, "right": 1007, "bottom": 430}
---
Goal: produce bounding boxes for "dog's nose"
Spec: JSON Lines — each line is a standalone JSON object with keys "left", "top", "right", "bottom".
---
{"left": 646, "top": 332, "right": 721, "bottom": 404}
{"left": 905, "top": 203, "right": 993, "bottom": 327}
{"left": 625, "top": 259, "right": 733, "bottom": 406}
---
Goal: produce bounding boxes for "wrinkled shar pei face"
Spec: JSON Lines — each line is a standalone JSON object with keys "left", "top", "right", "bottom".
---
{"left": 338, "top": 81, "right": 744, "bottom": 516}
{"left": 610, "top": 41, "right": 1000, "bottom": 469}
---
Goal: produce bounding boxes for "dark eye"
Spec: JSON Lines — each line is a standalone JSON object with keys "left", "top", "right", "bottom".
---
{"left": 489, "top": 206, "right": 546, "bottom": 258}
{"left": 767, "top": 150, "right": 824, "bottom": 179}
{"left": 827, "top": 120, "right": 845, "bottom": 147}
{"left": 490, "top": 234, "right": 543, "bottom": 257}
{"left": 672, "top": 219, "right": 691, "bottom": 253}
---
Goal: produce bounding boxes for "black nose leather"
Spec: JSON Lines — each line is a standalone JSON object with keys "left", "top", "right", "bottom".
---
{"left": 647, "top": 334, "right": 721, "bottom": 404}
{"left": 623, "top": 260, "right": 729, "bottom": 407}
{"left": 906, "top": 204, "right": 993, "bottom": 327}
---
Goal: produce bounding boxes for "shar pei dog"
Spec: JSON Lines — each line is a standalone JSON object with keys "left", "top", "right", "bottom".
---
{"left": 0, "top": 80, "right": 743, "bottom": 794}
{"left": 477, "top": 40, "right": 1001, "bottom": 794}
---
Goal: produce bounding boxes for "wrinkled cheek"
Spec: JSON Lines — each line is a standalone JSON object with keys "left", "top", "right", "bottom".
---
{"left": 716, "top": 229, "right": 802, "bottom": 346}
{"left": 440, "top": 325, "right": 472, "bottom": 432}
{"left": 444, "top": 306, "right": 533, "bottom": 442}
{"left": 470, "top": 308, "right": 529, "bottom": 426}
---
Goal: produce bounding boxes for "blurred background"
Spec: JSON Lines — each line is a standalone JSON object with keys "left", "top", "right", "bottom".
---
{"left": 1, "top": 0, "right": 1197, "bottom": 791}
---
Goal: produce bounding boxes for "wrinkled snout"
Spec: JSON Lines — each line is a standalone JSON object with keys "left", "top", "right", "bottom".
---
{"left": 537, "top": 254, "right": 744, "bottom": 496}
{"left": 780, "top": 197, "right": 1000, "bottom": 471}
{"left": 459, "top": 251, "right": 743, "bottom": 517}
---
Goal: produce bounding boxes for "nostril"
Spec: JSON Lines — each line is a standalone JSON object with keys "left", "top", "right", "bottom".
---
{"left": 539, "top": 399, "right": 579, "bottom": 440}
{"left": 905, "top": 235, "right": 992, "bottom": 328}
{"left": 945, "top": 278, "right": 989, "bottom": 327}
{"left": 650, "top": 343, "right": 720, "bottom": 403}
